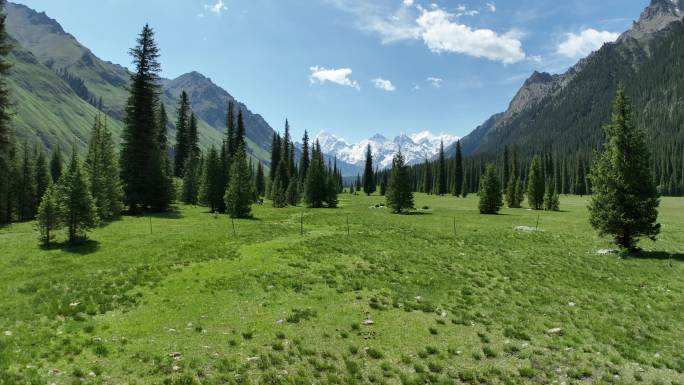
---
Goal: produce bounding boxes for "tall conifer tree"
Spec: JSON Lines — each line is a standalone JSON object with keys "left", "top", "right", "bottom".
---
{"left": 453, "top": 141, "right": 464, "bottom": 196}
{"left": 363, "top": 144, "right": 376, "bottom": 195}
{"left": 60, "top": 149, "right": 98, "bottom": 243}
{"left": 386, "top": 151, "right": 414, "bottom": 214}
{"left": 86, "top": 115, "right": 124, "bottom": 220}
{"left": 589, "top": 87, "right": 660, "bottom": 251}
{"left": 526, "top": 155, "right": 545, "bottom": 210}
{"left": 479, "top": 164, "right": 503, "bottom": 214}
{"left": 174, "top": 91, "right": 191, "bottom": 177}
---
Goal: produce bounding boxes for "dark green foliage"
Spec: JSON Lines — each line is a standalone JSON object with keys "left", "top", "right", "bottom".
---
{"left": 36, "top": 184, "right": 61, "bottom": 246}
{"left": 363, "top": 144, "right": 376, "bottom": 195}
{"left": 386, "top": 151, "right": 414, "bottom": 214}
{"left": 271, "top": 162, "right": 289, "bottom": 208}
{"left": 120, "top": 24, "right": 170, "bottom": 212}
{"left": 422, "top": 158, "right": 432, "bottom": 195}
{"left": 543, "top": 178, "right": 560, "bottom": 211}
{"left": 304, "top": 141, "right": 328, "bottom": 208}
{"left": 17, "top": 142, "right": 36, "bottom": 220}
{"left": 224, "top": 145, "right": 253, "bottom": 218}
{"left": 434, "top": 141, "right": 447, "bottom": 195}
{"left": 286, "top": 177, "right": 300, "bottom": 206}
{"left": 299, "top": 130, "right": 310, "bottom": 181}
{"left": 0, "top": 0, "right": 12, "bottom": 224}
{"left": 181, "top": 154, "right": 201, "bottom": 205}
{"left": 85, "top": 115, "right": 124, "bottom": 220}
{"left": 526, "top": 155, "right": 544, "bottom": 210}
{"left": 49, "top": 146, "right": 63, "bottom": 185}
{"left": 254, "top": 161, "right": 265, "bottom": 198}
{"left": 200, "top": 146, "right": 225, "bottom": 212}
{"left": 589, "top": 87, "right": 660, "bottom": 251}
{"left": 174, "top": 90, "right": 191, "bottom": 177}
{"left": 59, "top": 148, "right": 98, "bottom": 243}
{"left": 478, "top": 164, "right": 503, "bottom": 214}
{"left": 452, "top": 140, "right": 463, "bottom": 196}
{"left": 34, "top": 146, "right": 50, "bottom": 206}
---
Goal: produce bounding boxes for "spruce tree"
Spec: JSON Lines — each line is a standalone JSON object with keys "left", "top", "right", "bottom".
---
{"left": 59, "top": 149, "right": 98, "bottom": 243}
{"left": 235, "top": 110, "right": 246, "bottom": 153}
{"left": 86, "top": 115, "right": 124, "bottom": 220}
{"left": 224, "top": 144, "right": 254, "bottom": 218}
{"left": 386, "top": 151, "right": 414, "bottom": 214}
{"left": 299, "top": 131, "right": 310, "bottom": 181}
{"left": 304, "top": 140, "right": 327, "bottom": 208}
{"left": 50, "top": 147, "right": 63, "bottom": 184}
{"left": 435, "top": 140, "right": 447, "bottom": 195}
{"left": 526, "top": 155, "right": 545, "bottom": 210}
{"left": 174, "top": 90, "right": 191, "bottom": 177}
{"left": 453, "top": 140, "right": 464, "bottom": 196}
{"left": 363, "top": 144, "right": 376, "bottom": 195}
{"left": 187, "top": 113, "right": 200, "bottom": 160}
{"left": 36, "top": 184, "right": 62, "bottom": 246}
{"left": 479, "top": 164, "right": 503, "bottom": 214}
{"left": 255, "top": 162, "right": 265, "bottom": 197}
{"left": 0, "top": 0, "right": 13, "bottom": 224}
{"left": 543, "top": 178, "right": 560, "bottom": 211}
{"left": 286, "top": 177, "right": 300, "bottom": 206}
{"left": 199, "top": 146, "right": 224, "bottom": 212}
{"left": 34, "top": 146, "right": 50, "bottom": 208}
{"left": 181, "top": 154, "right": 201, "bottom": 205}
{"left": 18, "top": 142, "right": 36, "bottom": 221}
{"left": 589, "top": 87, "right": 660, "bottom": 251}
{"left": 422, "top": 159, "right": 432, "bottom": 194}
{"left": 120, "top": 24, "right": 169, "bottom": 212}
{"left": 267, "top": 133, "right": 281, "bottom": 198}
{"left": 325, "top": 171, "right": 338, "bottom": 208}
{"left": 271, "top": 162, "right": 289, "bottom": 208}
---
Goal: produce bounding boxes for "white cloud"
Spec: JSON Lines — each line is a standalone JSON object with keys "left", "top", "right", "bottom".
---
{"left": 372, "top": 78, "right": 396, "bottom": 91}
{"left": 417, "top": 8, "right": 525, "bottom": 64}
{"left": 557, "top": 28, "right": 619, "bottom": 58}
{"left": 310, "top": 66, "right": 360, "bottom": 90}
{"left": 403, "top": 0, "right": 414, "bottom": 6}
{"left": 328, "top": 0, "right": 525, "bottom": 64}
{"left": 205, "top": 0, "right": 228, "bottom": 16}
{"left": 427, "top": 77, "right": 443, "bottom": 88}
{"left": 486, "top": 2, "right": 496, "bottom": 12}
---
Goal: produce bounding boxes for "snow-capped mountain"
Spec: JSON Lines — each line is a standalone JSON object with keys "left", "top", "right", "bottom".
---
{"left": 315, "top": 131, "right": 459, "bottom": 171}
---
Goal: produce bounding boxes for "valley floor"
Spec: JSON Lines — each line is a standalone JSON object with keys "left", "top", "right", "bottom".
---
{"left": 0, "top": 195, "right": 683, "bottom": 385}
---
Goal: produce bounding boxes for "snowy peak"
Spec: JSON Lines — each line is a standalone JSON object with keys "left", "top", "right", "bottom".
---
{"left": 315, "top": 131, "right": 459, "bottom": 171}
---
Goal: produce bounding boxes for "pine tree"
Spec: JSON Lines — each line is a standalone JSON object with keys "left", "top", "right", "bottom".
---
{"left": 453, "top": 140, "right": 464, "bottom": 196}
{"left": 200, "top": 146, "right": 224, "bottom": 212}
{"left": 255, "top": 162, "right": 265, "bottom": 197}
{"left": 181, "top": 154, "right": 201, "bottom": 205}
{"left": 235, "top": 110, "right": 246, "bottom": 153}
{"left": 267, "top": 133, "right": 281, "bottom": 198}
{"left": 543, "top": 178, "right": 560, "bottom": 211}
{"left": 86, "top": 115, "right": 124, "bottom": 220}
{"left": 187, "top": 113, "right": 200, "bottom": 160}
{"left": 360, "top": 144, "right": 376, "bottom": 195}
{"left": 36, "top": 184, "right": 62, "bottom": 246}
{"left": 526, "top": 155, "right": 545, "bottom": 210}
{"left": 0, "top": 0, "right": 14, "bottom": 224}
{"left": 299, "top": 130, "right": 310, "bottom": 181}
{"left": 59, "top": 149, "right": 98, "bottom": 244}
{"left": 271, "top": 162, "right": 289, "bottom": 208}
{"left": 17, "top": 142, "right": 36, "bottom": 221}
{"left": 422, "top": 159, "right": 432, "bottom": 194}
{"left": 435, "top": 140, "right": 447, "bottom": 195}
{"left": 386, "top": 151, "right": 414, "bottom": 214}
{"left": 479, "top": 164, "right": 503, "bottom": 214}
{"left": 589, "top": 87, "right": 660, "bottom": 251}
{"left": 224, "top": 144, "right": 254, "bottom": 218}
{"left": 50, "top": 146, "right": 63, "bottom": 184}
{"left": 325, "top": 171, "right": 338, "bottom": 208}
{"left": 174, "top": 90, "right": 191, "bottom": 177}
{"left": 120, "top": 24, "right": 169, "bottom": 212}
{"left": 34, "top": 146, "right": 50, "bottom": 208}
{"left": 225, "top": 101, "right": 236, "bottom": 161}
{"left": 286, "top": 177, "right": 300, "bottom": 206}
{"left": 304, "top": 140, "right": 328, "bottom": 208}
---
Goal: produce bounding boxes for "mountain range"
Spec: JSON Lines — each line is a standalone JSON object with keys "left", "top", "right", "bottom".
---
{"left": 454, "top": 0, "right": 684, "bottom": 159}
{"left": 316, "top": 131, "right": 459, "bottom": 171}
{"left": 3, "top": 1, "right": 273, "bottom": 162}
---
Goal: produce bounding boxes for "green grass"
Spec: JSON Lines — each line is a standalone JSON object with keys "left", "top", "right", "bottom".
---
{"left": 1, "top": 194, "right": 683, "bottom": 384}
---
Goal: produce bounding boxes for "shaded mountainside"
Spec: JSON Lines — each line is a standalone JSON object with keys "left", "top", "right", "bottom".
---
{"left": 456, "top": 0, "right": 684, "bottom": 159}
{"left": 3, "top": 2, "right": 274, "bottom": 162}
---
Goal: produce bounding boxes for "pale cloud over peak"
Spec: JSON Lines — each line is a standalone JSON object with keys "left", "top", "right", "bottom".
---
{"left": 372, "top": 78, "right": 396, "bottom": 91}
{"left": 310, "top": 66, "right": 360, "bottom": 90}
{"left": 204, "top": 0, "right": 228, "bottom": 16}
{"left": 557, "top": 28, "right": 619, "bottom": 58}
{"left": 427, "top": 77, "right": 443, "bottom": 88}
{"left": 329, "top": 0, "right": 526, "bottom": 64}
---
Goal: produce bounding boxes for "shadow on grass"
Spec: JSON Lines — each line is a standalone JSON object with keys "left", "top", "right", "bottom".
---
{"left": 41, "top": 239, "right": 100, "bottom": 255}
{"left": 402, "top": 211, "right": 432, "bottom": 216}
{"left": 629, "top": 250, "right": 684, "bottom": 262}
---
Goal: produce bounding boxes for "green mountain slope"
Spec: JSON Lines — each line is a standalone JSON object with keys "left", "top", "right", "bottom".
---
{"left": 3, "top": 2, "right": 275, "bottom": 162}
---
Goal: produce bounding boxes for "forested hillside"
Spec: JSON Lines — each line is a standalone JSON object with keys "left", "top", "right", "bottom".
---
{"left": 452, "top": 5, "right": 684, "bottom": 196}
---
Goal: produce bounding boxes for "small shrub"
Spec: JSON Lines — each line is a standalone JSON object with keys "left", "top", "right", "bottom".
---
{"left": 518, "top": 367, "right": 535, "bottom": 378}
{"left": 367, "top": 347, "right": 383, "bottom": 359}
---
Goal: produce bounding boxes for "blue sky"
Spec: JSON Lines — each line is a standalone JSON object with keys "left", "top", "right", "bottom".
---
{"left": 17, "top": 0, "right": 646, "bottom": 142}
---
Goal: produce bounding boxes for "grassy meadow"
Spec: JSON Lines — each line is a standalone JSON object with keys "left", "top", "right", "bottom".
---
{"left": 0, "top": 194, "right": 682, "bottom": 385}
